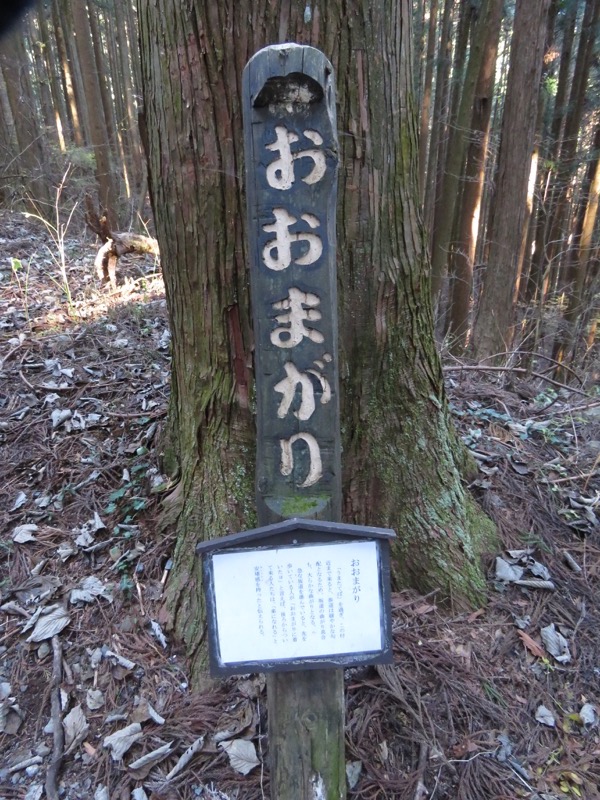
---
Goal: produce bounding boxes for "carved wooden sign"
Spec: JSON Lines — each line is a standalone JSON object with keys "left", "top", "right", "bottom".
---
{"left": 242, "top": 43, "right": 341, "bottom": 523}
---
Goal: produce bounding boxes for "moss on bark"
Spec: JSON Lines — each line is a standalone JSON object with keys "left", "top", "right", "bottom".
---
{"left": 139, "top": 0, "right": 498, "bottom": 683}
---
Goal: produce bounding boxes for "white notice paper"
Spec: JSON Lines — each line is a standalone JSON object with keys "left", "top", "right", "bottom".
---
{"left": 211, "top": 540, "right": 382, "bottom": 665}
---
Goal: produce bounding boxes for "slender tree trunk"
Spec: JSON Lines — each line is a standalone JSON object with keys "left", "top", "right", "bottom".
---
{"left": 27, "top": 17, "right": 59, "bottom": 150}
{"left": 59, "top": 0, "right": 92, "bottom": 146}
{"left": 423, "top": 0, "right": 453, "bottom": 236}
{"left": 472, "top": 0, "right": 551, "bottom": 361}
{"left": 88, "top": 8, "right": 118, "bottom": 160}
{"left": 139, "top": 0, "right": 496, "bottom": 686}
{"left": 514, "top": 0, "right": 558, "bottom": 306}
{"left": 418, "top": 0, "right": 439, "bottom": 201}
{"left": 116, "top": 15, "right": 144, "bottom": 191}
{"left": 446, "top": 0, "right": 503, "bottom": 351}
{"left": 525, "top": 3, "right": 574, "bottom": 301}
{"left": 125, "top": 0, "right": 142, "bottom": 93}
{"left": 51, "top": 0, "right": 83, "bottom": 147}
{"left": 0, "top": 27, "right": 50, "bottom": 209}
{"left": 37, "top": 2, "right": 68, "bottom": 152}
{"left": 539, "top": 0, "right": 600, "bottom": 301}
{"left": 430, "top": 0, "right": 495, "bottom": 300}
{"left": 552, "top": 120, "right": 600, "bottom": 376}
{"left": 71, "top": 0, "right": 118, "bottom": 225}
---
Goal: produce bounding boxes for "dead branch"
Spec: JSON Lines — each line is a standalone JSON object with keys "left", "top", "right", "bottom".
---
{"left": 45, "top": 635, "right": 64, "bottom": 800}
{"left": 93, "top": 232, "right": 160, "bottom": 287}
{"left": 413, "top": 742, "right": 429, "bottom": 800}
{"left": 443, "top": 364, "right": 589, "bottom": 396}
{"left": 86, "top": 205, "right": 159, "bottom": 287}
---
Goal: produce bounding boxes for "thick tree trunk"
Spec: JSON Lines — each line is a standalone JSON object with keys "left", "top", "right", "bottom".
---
{"left": 139, "top": 0, "right": 496, "bottom": 685}
{"left": 472, "top": 0, "right": 551, "bottom": 361}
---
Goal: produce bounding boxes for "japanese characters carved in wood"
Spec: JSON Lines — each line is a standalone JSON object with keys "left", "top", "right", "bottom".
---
{"left": 243, "top": 44, "right": 341, "bottom": 522}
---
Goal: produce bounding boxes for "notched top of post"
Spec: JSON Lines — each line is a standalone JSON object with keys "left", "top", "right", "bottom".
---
{"left": 254, "top": 74, "right": 323, "bottom": 112}
{"left": 244, "top": 43, "right": 335, "bottom": 119}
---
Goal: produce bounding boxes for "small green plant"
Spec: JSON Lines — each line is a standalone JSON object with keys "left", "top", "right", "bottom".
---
{"left": 24, "top": 165, "right": 79, "bottom": 312}
{"left": 104, "top": 462, "right": 151, "bottom": 525}
{"left": 10, "top": 257, "right": 32, "bottom": 328}
{"left": 119, "top": 574, "right": 135, "bottom": 596}
{"left": 65, "top": 146, "right": 96, "bottom": 173}
{"left": 534, "top": 388, "right": 558, "bottom": 408}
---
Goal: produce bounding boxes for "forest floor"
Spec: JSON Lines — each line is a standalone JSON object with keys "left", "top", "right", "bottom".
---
{"left": 1, "top": 209, "right": 600, "bottom": 800}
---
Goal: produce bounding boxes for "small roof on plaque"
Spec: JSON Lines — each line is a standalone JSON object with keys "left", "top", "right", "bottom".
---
{"left": 196, "top": 517, "right": 395, "bottom": 555}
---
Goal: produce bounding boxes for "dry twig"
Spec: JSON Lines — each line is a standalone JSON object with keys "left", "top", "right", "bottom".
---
{"left": 443, "top": 364, "right": 589, "bottom": 396}
{"left": 45, "top": 635, "right": 65, "bottom": 800}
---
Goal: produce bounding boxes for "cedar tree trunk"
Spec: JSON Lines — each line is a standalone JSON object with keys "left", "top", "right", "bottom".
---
{"left": 472, "top": 0, "right": 551, "bottom": 361}
{"left": 138, "top": 0, "right": 497, "bottom": 683}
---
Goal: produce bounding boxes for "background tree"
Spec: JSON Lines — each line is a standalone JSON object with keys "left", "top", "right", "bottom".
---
{"left": 446, "top": 0, "right": 503, "bottom": 351}
{"left": 138, "top": 0, "right": 496, "bottom": 682}
{"left": 0, "top": 23, "right": 50, "bottom": 208}
{"left": 429, "top": 0, "right": 496, "bottom": 300}
{"left": 71, "top": 1, "right": 118, "bottom": 226}
{"left": 423, "top": 0, "right": 454, "bottom": 235}
{"left": 0, "top": 0, "right": 145, "bottom": 224}
{"left": 472, "top": 0, "right": 551, "bottom": 360}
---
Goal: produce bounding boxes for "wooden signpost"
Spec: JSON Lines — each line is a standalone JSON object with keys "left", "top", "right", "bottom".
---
{"left": 243, "top": 44, "right": 346, "bottom": 799}
{"left": 242, "top": 43, "right": 341, "bottom": 526}
{"left": 197, "top": 43, "right": 396, "bottom": 800}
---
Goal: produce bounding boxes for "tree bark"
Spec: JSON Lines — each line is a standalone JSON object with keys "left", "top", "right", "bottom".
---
{"left": 71, "top": 0, "right": 118, "bottom": 225}
{"left": 472, "top": 0, "right": 551, "bottom": 361}
{"left": 430, "top": 0, "right": 496, "bottom": 300}
{"left": 423, "top": 0, "right": 454, "bottom": 236}
{"left": 446, "top": 0, "right": 503, "bottom": 351}
{"left": 138, "top": 0, "right": 497, "bottom": 687}
{"left": 418, "top": 0, "right": 439, "bottom": 202}
{"left": 0, "top": 25, "right": 50, "bottom": 209}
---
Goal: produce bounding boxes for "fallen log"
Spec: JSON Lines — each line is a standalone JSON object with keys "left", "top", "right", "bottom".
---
{"left": 86, "top": 205, "right": 160, "bottom": 287}
{"left": 94, "top": 232, "right": 160, "bottom": 287}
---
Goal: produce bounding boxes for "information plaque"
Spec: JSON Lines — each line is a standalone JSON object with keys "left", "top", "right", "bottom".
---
{"left": 196, "top": 518, "right": 395, "bottom": 676}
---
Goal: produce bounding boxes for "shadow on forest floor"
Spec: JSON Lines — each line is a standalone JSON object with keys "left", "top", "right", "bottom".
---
{"left": 1, "top": 209, "right": 600, "bottom": 800}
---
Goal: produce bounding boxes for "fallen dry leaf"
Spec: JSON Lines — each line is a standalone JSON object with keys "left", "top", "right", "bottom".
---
{"left": 467, "top": 608, "right": 485, "bottom": 623}
{"left": 25, "top": 606, "right": 71, "bottom": 642}
{"left": 103, "top": 723, "right": 143, "bottom": 761}
{"left": 219, "top": 738, "right": 260, "bottom": 775}
{"left": 83, "top": 741, "right": 98, "bottom": 758}
{"left": 517, "top": 630, "right": 546, "bottom": 659}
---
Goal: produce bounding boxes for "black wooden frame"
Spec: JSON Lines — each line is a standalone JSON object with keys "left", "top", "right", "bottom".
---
{"left": 197, "top": 519, "right": 396, "bottom": 676}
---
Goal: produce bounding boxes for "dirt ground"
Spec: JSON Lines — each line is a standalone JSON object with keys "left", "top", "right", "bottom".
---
{"left": 1, "top": 209, "right": 600, "bottom": 800}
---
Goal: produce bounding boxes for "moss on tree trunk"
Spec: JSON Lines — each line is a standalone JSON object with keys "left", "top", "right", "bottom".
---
{"left": 139, "top": 0, "right": 497, "bottom": 681}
